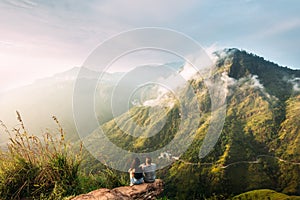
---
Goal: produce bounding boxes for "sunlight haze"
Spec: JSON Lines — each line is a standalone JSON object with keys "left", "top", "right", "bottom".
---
{"left": 1, "top": 0, "right": 300, "bottom": 91}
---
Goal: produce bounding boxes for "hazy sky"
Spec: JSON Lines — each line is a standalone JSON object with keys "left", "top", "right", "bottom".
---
{"left": 1, "top": 0, "right": 300, "bottom": 91}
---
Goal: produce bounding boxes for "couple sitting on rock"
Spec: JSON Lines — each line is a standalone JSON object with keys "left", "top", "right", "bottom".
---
{"left": 128, "top": 157, "right": 156, "bottom": 186}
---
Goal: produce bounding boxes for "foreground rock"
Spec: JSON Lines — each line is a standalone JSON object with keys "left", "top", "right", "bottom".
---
{"left": 72, "top": 179, "right": 164, "bottom": 200}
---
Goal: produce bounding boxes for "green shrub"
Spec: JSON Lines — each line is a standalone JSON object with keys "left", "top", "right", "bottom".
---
{"left": 78, "top": 166, "right": 128, "bottom": 193}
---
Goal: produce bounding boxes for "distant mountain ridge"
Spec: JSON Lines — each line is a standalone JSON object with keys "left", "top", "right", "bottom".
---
{"left": 34, "top": 67, "right": 123, "bottom": 86}
{"left": 0, "top": 62, "right": 184, "bottom": 143}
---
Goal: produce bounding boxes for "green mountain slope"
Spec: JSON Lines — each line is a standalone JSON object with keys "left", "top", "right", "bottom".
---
{"left": 232, "top": 189, "right": 300, "bottom": 200}
{"left": 82, "top": 49, "right": 300, "bottom": 199}
{"left": 276, "top": 95, "right": 300, "bottom": 161}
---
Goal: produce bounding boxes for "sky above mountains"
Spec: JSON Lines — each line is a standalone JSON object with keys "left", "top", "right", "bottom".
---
{"left": 1, "top": 0, "right": 300, "bottom": 91}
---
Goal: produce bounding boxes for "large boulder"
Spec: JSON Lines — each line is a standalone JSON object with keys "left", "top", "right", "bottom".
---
{"left": 72, "top": 179, "right": 164, "bottom": 200}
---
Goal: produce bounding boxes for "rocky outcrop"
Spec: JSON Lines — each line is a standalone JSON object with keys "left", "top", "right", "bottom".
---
{"left": 72, "top": 179, "right": 164, "bottom": 200}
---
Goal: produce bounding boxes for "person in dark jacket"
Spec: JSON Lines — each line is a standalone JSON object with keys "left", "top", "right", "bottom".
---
{"left": 128, "top": 157, "right": 144, "bottom": 186}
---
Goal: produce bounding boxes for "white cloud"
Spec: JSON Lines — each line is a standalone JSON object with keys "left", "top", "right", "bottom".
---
{"left": 250, "top": 75, "right": 264, "bottom": 89}
{"left": 221, "top": 72, "right": 236, "bottom": 86}
{"left": 142, "top": 86, "right": 176, "bottom": 108}
{"left": 220, "top": 72, "right": 237, "bottom": 96}
{"left": 179, "top": 62, "right": 198, "bottom": 80}
{"left": 204, "top": 43, "right": 222, "bottom": 62}
{"left": 289, "top": 77, "right": 300, "bottom": 92}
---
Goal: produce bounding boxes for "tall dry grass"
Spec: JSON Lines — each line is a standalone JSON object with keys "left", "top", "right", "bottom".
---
{"left": 0, "top": 111, "right": 82, "bottom": 199}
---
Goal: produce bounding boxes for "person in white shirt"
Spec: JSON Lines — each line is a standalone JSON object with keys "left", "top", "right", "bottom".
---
{"left": 141, "top": 157, "right": 156, "bottom": 183}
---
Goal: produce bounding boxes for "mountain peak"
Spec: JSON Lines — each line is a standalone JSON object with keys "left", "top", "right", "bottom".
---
{"left": 213, "top": 48, "right": 300, "bottom": 100}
